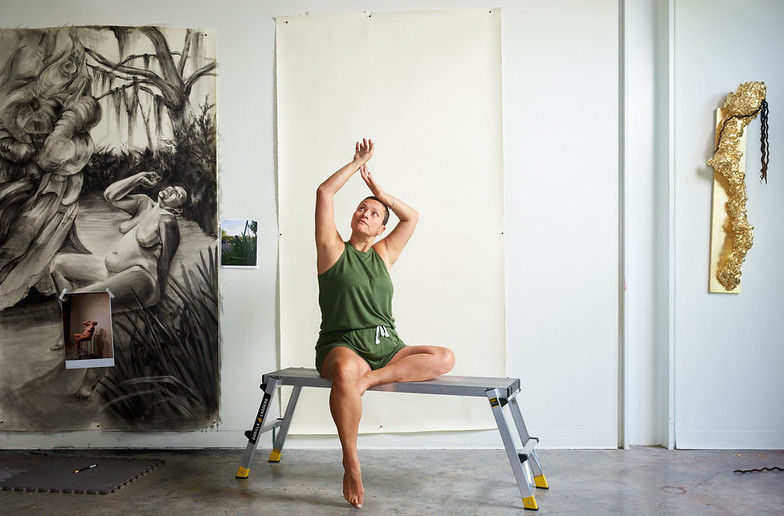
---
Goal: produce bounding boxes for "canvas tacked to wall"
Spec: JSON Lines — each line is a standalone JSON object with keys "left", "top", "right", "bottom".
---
{"left": 0, "top": 26, "right": 219, "bottom": 431}
{"left": 276, "top": 10, "right": 505, "bottom": 434}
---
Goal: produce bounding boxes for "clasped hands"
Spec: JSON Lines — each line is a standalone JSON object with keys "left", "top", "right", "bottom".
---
{"left": 138, "top": 171, "right": 161, "bottom": 187}
{"left": 353, "top": 138, "right": 391, "bottom": 205}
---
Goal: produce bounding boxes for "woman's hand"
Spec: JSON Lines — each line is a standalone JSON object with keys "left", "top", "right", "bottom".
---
{"left": 317, "top": 139, "right": 374, "bottom": 198}
{"left": 353, "top": 138, "right": 374, "bottom": 165}
{"left": 360, "top": 164, "right": 387, "bottom": 201}
{"left": 138, "top": 171, "right": 161, "bottom": 187}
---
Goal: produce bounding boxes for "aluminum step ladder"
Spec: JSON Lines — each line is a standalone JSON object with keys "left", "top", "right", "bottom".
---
{"left": 235, "top": 367, "right": 548, "bottom": 510}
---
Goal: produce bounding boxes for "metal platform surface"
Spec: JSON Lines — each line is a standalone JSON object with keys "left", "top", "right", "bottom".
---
{"left": 262, "top": 367, "right": 521, "bottom": 398}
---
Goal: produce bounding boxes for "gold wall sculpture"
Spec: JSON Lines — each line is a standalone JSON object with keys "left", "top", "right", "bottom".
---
{"left": 707, "top": 81, "right": 767, "bottom": 293}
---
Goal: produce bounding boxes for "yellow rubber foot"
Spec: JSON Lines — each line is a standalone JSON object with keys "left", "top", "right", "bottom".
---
{"left": 534, "top": 474, "right": 549, "bottom": 489}
{"left": 522, "top": 496, "right": 539, "bottom": 510}
{"left": 268, "top": 449, "right": 282, "bottom": 462}
{"left": 235, "top": 465, "right": 250, "bottom": 479}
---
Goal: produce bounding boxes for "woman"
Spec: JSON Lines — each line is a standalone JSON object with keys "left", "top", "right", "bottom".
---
{"left": 50, "top": 171, "right": 186, "bottom": 309}
{"left": 315, "top": 138, "right": 455, "bottom": 508}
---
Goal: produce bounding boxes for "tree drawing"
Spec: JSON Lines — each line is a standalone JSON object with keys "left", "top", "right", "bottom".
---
{"left": 85, "top": 27, "right": 216, "bottom": 145}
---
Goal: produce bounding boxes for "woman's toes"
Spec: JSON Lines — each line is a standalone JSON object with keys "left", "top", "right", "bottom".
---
{"left": 343, "top": 466, "right": 364, "bottom": 508}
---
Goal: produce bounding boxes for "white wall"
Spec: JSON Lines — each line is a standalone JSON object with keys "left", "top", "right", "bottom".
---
{"left": 13, "top": 0, "right": 782, "bottom": 452}
{"left": 615, "top": 0, "right": 784, "bottom": 450}
{"left": 624, "top": 0, "right": 657, "bottom": 446}
{"left": 0, "top": 0, "right": 622, "bottom": 450}
{"left": 504, "top": 0, "right": 619, "bottom": 448}
{"left": 623, "top": 0, "right": 672, "bottom": 446}
{"left": 673, "top": 0, "right": 784, "bottom": 449}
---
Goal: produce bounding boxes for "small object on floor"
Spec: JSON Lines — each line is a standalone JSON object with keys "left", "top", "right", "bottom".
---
{"left": 0, "top": 453, "right": 163, "bottom": 494}
{"left": 733, "top": 466, "right": 784, "bottom": 473}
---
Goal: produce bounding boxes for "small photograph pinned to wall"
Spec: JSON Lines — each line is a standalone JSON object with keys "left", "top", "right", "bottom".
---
{"left": 60, "top": 291, "right": 115, "bottom": 369}
{"left": 221, "top": 219, "right": 259, "bottom": 268}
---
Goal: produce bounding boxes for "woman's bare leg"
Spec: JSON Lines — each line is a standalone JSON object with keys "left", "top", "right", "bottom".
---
{"left": 78, "top": 266, "right": 159, "bottom": 309}
{"left": 50, "top": 254, "right": 108, "bottom": 292}
{"left": 360, "top": 346, "right": 455, "bottom": 393}
{"left": 320, "top": 347, "right": 371, "bottom": 508}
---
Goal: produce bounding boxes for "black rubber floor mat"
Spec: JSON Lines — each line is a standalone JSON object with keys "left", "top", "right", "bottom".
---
{"left": 0, "top": 453, "right": 164, "bottom": 494}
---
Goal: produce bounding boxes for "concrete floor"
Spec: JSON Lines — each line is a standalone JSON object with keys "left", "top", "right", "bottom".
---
{"left": 2, "top": 447, "right": 783, "bottom": 515}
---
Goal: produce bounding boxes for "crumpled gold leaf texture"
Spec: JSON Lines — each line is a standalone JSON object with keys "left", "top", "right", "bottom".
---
{"left": 706, "top": 81, "right": 766, "bottom": 291}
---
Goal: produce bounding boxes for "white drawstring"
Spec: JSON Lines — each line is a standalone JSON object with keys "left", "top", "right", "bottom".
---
{"left": 375, "top": 325, "right": 390, "bottom": 344}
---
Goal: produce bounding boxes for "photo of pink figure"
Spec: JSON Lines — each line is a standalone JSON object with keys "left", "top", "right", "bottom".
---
{"left": 74, "top": 321, "right": 98, "bottom": 345}
{"left": 71, "top": 320, "right": 100, "bottom": 359}
{"left": 61, "top": 292, "right": 114, "bottom": 369}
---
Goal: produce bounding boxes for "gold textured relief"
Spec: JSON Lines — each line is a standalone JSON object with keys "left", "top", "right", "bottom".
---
{"left": 707, "top": 81, "right": 767, "bottom": 293}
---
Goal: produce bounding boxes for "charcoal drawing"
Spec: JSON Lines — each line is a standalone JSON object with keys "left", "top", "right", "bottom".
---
{"left": 0, "top": 26, "right": 219, "bottom": 431}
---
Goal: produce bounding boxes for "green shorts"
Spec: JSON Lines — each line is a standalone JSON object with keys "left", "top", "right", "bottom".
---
{"left": 315, "top": 326, "right": 406, "bottom": 375}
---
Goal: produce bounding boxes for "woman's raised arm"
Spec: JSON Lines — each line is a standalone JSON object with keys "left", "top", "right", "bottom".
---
{"left": 360, "top": 164, "right": 419, "bottom": 267}
{"left": 315, "top": 139, "right": 374, "bottom": 270}
{"left": 104, "top": 171, "right": 158, "bottom": 214}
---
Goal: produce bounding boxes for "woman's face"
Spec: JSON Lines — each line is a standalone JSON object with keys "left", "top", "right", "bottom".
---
{"left": 158, "top": 186, "right": 187, "bottom": 209}
{"left": 351, "top": 199, "right": 386, "bottom": 237}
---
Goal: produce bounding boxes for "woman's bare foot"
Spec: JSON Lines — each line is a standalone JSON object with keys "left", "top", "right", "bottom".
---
{"left": 343, "top": 459, "right": 364, "bottom": 508}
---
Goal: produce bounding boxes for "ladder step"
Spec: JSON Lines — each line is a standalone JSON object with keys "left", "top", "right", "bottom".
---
{"left": 517, "top": 437, "right": 540, "bottom": 460}
{"left": 258, "top": 418, "right": 284, "bottom": 435}
{"left": 243, "top": 419, "right": 284, "bottom": 442}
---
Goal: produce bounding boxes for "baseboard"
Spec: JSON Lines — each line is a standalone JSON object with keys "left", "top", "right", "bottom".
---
{"left": 0, "top": 428, "right": 617, "bottom": 449}
{"left": 676, "top": 430, "right": 784, "bottom": 449}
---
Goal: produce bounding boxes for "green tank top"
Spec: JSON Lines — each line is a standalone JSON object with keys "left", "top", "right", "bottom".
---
{"left": 318, "top": 242, "right": 395, "bottom": 333}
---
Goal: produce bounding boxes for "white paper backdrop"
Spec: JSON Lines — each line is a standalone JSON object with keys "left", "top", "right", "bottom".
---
{"left": 277, "top": 9, "right": 505, "bottom": 433}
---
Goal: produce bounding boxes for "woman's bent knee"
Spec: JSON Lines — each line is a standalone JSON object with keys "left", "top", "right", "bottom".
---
{"left": 322, "top": 348, "right": 369, "bottom": 385}
{"left": 438, "top": 347, "right": 455, "bottom": 374}
{"left": 332, "top": 362, "right": 361, "bottom": 383}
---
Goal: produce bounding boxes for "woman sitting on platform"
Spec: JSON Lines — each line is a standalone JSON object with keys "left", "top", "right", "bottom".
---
{"left": 314, "top": 138, "right": 455, "bottom": 508}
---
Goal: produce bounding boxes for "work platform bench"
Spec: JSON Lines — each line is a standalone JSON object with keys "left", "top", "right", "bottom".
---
{"left": 235, "top": 367, "right": 548, "bottom": 510}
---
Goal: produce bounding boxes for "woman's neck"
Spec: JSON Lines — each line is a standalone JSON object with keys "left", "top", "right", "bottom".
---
{"left": 155, "top": 201, "right": 175, "bottom": 214}
{"left": 348, "top": 235, "right": 374, "bottom": 252}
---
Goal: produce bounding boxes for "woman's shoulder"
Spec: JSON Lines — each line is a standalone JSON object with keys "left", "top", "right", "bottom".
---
{"left": 371, "top": 241, "right": 392, "bottom": 271}
{"left": 157, "top": 208, "right": 178, "bottom": 224}
{"left": 133, "top": 194, "right": 156, "bottom": 208}
{"left": 317, "top": 240, "right": 347, "bottom": 277}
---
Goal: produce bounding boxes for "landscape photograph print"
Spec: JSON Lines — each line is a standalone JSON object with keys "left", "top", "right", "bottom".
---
{"left": 221, "top": 219, "right": 258, "bottom": 268}
{"left": 0, "top": 26, "right": 219, "bottom": 431}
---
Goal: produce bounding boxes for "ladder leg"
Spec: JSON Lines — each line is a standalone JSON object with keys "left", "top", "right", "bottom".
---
{"left": 508, "top": 396, "right": 548, "bottom": 489}
{"left": 236, "top": 378, "right": 280, "bottom": 479}
{"left": 487, "top": 389, "right": 538, "bottom": 510}
{"left": 268, "top": 385, "right": 302, "bottom": 462}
